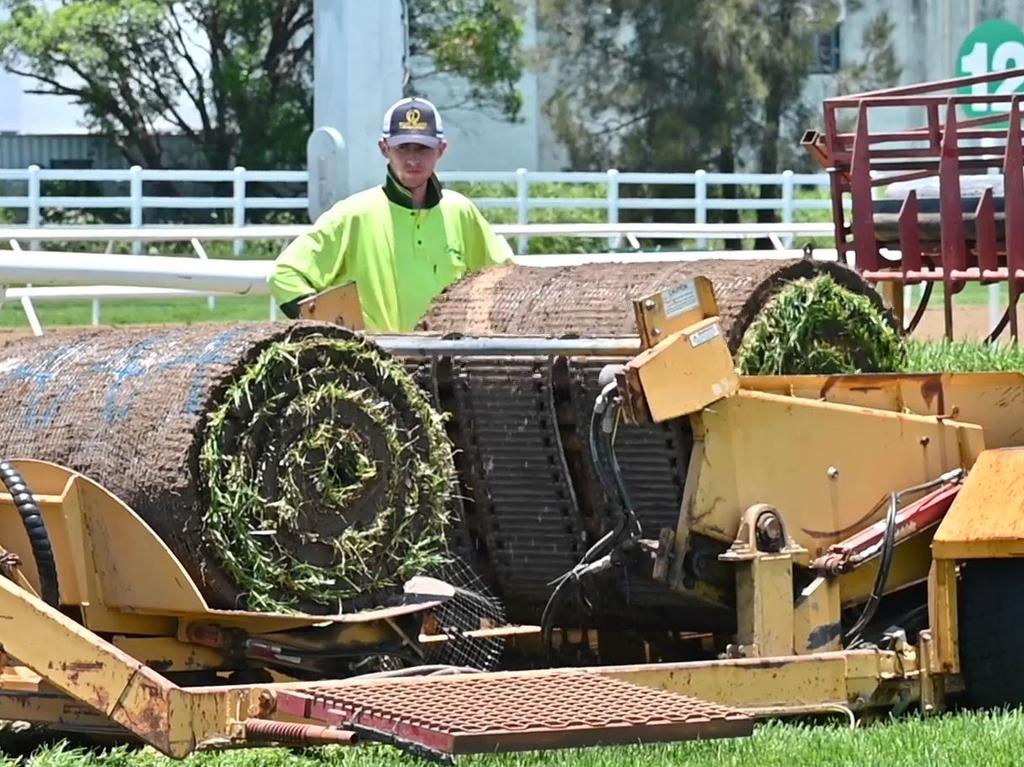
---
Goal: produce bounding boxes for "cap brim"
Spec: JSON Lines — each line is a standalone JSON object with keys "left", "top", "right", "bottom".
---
{"left": 386, "top": 134, "right": 441, "bottom": 148}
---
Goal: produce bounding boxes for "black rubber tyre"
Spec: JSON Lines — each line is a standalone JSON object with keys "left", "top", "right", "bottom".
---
{"left": 958, "top": 558, "right": 1024, "bottom": 708}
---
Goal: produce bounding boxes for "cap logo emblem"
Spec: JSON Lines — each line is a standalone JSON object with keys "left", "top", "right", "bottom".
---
{"left": 400, "top": 108, "right": 428, "bottom": 131}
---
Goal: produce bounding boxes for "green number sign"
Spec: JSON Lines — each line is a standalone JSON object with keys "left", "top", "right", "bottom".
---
{"left": 957, "top": 19, "right": 1024, "bottom": 116}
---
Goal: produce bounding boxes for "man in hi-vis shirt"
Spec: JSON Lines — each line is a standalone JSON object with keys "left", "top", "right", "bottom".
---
{"left": 269, "top": 97, "right": 511, "bottom": 332}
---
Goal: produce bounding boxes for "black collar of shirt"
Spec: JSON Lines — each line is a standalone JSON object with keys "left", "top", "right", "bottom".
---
{"left": 384, "top": 166, "right": 443, "bottom": 210}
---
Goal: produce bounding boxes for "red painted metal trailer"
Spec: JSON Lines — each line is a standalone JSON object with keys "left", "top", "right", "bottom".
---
{"left": 805, "top": 67, "right": 1024, "bottom": 341}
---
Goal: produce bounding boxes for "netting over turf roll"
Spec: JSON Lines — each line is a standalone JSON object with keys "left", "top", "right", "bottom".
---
{"left": 419, "top": 258, "right": 895, "bottom": 349}
{"left": 0, "top": 322, "right": 454, "bottom": 613}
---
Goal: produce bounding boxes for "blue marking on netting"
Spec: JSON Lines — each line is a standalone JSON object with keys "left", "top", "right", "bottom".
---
{"left": 0, "top": 327, "right": 256, "bottom": 428}
{"left": 179, "top": 328, "right": 247, "bottom": 415}
{"left": 90, "top": 334, "right": 167, "bottom": 423}
{"left": 88, "top": 327, "right": 247, "bottom": 422}
{"left": 9, "top": 345, "right": 84, "bottom": 428}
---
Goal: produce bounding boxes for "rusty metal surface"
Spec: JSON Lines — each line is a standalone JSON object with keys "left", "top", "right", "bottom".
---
{"left": 281, "top": 672, "right": 751, "bottom": 755}
{"left": 244, "top": 718, "right": 357, "bottom": 746}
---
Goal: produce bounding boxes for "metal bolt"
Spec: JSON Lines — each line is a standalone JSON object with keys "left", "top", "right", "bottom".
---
{"left": 643, "top": 299, "right": 657, "bottom": 310}
{"left": 256, "top": 689, "right": 277, "bottom": 717}
{"left": 652, "top": 328, "right": 662, "bottom": 337}
{"left": 827, "top": 466, "right": 839, "bottom": 479}
{"left": 755, "top": 512, "right": 784, "bottom": 552}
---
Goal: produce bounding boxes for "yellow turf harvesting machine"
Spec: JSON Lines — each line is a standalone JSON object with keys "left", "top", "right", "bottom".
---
{"left": 6, "top": 68, "right": 1024, "bottom": 761}
{"left": 1, "top": 275, "right": 1024, "bottom": 760}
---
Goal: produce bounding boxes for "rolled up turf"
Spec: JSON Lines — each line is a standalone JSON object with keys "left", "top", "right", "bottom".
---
{"left": 734, "top": 274, "right": 905, "bottom": 375}
{"left": 0, "top": 322, "right": 454, "bottom": 613}
{"left": 419, "top": 258, "right": 901, "bottom": 374}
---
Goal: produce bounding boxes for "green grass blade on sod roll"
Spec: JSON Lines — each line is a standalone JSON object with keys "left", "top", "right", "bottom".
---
{"left": 735, "top": 274, "right": 905, "bottom": 375}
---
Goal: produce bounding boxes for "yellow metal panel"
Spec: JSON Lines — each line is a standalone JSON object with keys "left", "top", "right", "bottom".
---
{"left": 735, "top": 556, "right": 794, "bottom": 657}
{"left": 928, "top": 560, "right": 960, "bottom": 674}
{"left": 838, "top": 532, "right": 935, "bottom": 607}
{"left": 75, "top": 470, "right": 211, "bottom": 614}
{"left": 0, "top": 464, "right": 83, "bottom": 606}
{"left": 112, "top": 637, "right": 228, "bottom": 673}
{"left": 0, "top": 571, "right": 164, "bottom": 719}
{"left": 599, "top": 649, "right": 911, "bottom": 712}
{"left": 632, "top": 276, "right": 720, "bottom": 348}
{"left": 794, "top": 576, "right": 842, "bottom": 654}
{"left": 933, "top": 448, "right": 1024, "bottom": 559}
{"left": 743, "top": 372, "right": 1024, "bottom": 451}
{"left": 690, "top": 391, "right": 977, "bottom": 570}
{"left": 625, "top": 317, "right": 738, "bottom": 423}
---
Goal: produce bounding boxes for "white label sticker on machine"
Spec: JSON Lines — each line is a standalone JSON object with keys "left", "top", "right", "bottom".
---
{"left": 662, "top": 280, "right": 700, "bottom": 318}
{"left": 689, "top": 323, "right": 721, "bottom": 348}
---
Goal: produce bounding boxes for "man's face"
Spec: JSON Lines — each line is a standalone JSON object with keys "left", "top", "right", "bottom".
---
{"left": 380, "top": 140, "right": 447, "bottom": 190}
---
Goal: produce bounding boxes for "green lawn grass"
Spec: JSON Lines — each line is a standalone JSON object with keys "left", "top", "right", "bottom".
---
{"left": 13, "top": 712, "right": 1024, "bottom": 767}
{"left": 0, "top": 296, "right": 274, "bottom": 328}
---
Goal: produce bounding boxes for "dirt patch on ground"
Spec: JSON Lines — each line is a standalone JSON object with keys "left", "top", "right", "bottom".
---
{"left": 913, "top": 306, "right": 997, "bottom": 341}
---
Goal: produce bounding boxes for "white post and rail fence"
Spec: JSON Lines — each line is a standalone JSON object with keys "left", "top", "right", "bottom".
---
{"left": 0, "top": 166, "right": 837, "bottom": 253}
{"left": 2, "top": 165, "right": 978, "bottom": 335}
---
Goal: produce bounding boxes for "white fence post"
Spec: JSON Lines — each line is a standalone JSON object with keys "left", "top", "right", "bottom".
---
{"left": 27, "top": 165, "right": 41, "bottom": 251}
{"left": 606, "top": 169, "right": 620, "bottom": 250}
{"left": 694, "top": 169, "right": 707, "bottom": 248}
{"left": 129, "top": 165, "right": 143, "bottom": 255}
{"left": 515, "top": 167, "right": 529, "bottom": 254}
{"left": 781, "top": 169, "right": 795, "bottom": 247}
{"left": 233, "top": 166, "right": 246, "bottom": 256}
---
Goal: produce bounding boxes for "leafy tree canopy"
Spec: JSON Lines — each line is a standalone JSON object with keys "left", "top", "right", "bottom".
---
{"left": 0, "top": 0, "right": 523, "bottom": 168}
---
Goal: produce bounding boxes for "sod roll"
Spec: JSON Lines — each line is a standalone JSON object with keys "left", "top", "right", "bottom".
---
{"left": 419, "top": 258, "right": 900, "bottom": 374}
{"left": 0, "top": 322, "right": 454, "bottom": 613}
{"left": 734, "top": 274, "right": 905, "bottom": 374}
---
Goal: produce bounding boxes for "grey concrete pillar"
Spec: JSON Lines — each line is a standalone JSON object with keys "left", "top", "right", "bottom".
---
{"left": 308, "top": 0, "right": 405, "bottom": 220}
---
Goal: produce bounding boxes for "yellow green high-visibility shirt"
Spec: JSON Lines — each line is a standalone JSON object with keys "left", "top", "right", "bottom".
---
{"left": 269, "top": 170, "right": 511, "bottom": 332}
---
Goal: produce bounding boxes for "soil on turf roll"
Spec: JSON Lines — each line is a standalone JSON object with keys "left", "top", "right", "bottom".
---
{"left": 0, "top": 322, "right": 454, "bottom": 613}
{"left": 419, "top": 258, "right": 895, "bottom": 350}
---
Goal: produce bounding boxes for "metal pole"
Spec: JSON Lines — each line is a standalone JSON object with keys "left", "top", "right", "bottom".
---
{"left": 129, "top": 165, "right": 143, "bottom": 255}
{"left": 516, "top": 167, "right": 529, "bottom": 254}
{"left": 695, "top": 170, "right": 707, "bottom": 248}
{"left": 232, "top": 166, "right": 246, "bottom": 257}
{"left": 606, "top": 168, "right": 620, "bottom": 251}
{"left": 374, "top": 335, "right": 640, "bottom": 357}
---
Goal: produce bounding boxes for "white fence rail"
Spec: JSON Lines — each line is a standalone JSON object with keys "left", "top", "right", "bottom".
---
{"left": 0, "top": 167, "right": 836, "bottom": 251}
{"left": 0, "top": 244, "right": 843, "bottom": 336}
{"left": 0, "top": 221, "right": 837, "bottom": 327}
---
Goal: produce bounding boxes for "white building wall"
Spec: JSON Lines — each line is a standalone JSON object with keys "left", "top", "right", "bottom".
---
{"left": 422, "top": 0, "right": 541, "bottom": 171}
{"left": 805, "top": 0, "right": 1024, "bottom": 133}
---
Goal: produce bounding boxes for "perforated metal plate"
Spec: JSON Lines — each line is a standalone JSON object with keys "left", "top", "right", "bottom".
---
{"left": 275, "top": 671, "right": 751, "bottom": 756}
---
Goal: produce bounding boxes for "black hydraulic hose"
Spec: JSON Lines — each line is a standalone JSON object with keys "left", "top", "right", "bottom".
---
{"left": 540, "top": 382, "right": 641, "bottom": 649}
{"left": 845, "top": 490, "right": 899, "bottom": 647}
{"left": 0, "top": 461, "right": 60, "bottom": 607}
{"left": 845, "top": 469, "right": 963, "bottom": 647}
{"left": 904, "top": 281, "right": 933, "bottom": 335}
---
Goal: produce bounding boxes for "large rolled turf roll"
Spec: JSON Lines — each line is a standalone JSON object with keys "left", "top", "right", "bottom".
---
{"left": 0, "top": 322, "right": 454, "bottom": 613}
{"left": 419, "top": 258, "right": 902, "bottom": 374}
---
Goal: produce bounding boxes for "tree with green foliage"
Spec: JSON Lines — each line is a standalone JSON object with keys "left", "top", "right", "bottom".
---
{"left": 539, "top": 0, "right": 900, "bottom": 226}
{"left": 0, "top": 0, "right": 523, "bottom": 169}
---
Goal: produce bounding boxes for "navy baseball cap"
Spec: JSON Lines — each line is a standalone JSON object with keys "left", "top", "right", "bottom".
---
{"left": 381, "top": 97, "right": 444, "bottom": 148}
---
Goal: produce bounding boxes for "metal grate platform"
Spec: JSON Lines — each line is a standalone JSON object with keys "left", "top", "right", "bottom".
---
{"left": 275, "top": 671, "right": 752, "bottom": 756}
